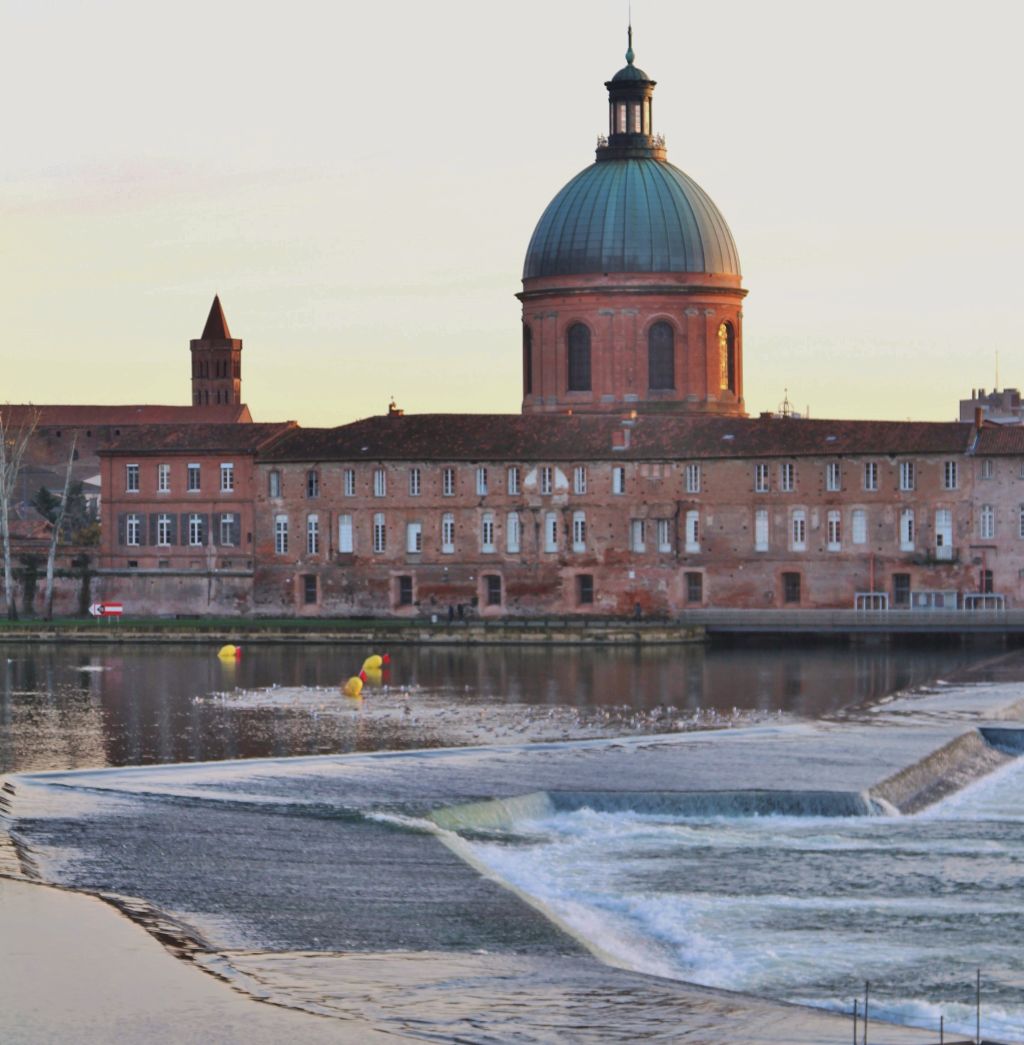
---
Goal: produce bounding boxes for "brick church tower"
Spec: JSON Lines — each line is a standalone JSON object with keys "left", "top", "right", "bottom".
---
{"left": 190, "top": 295, "right": 243, "bottom": 407}
{"left": 519, "top": 31, "right": 747, "bottom": 416}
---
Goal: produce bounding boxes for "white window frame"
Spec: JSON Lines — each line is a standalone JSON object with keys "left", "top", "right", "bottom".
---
{"left": 852, "top": 508, "right": 868, "bottom": 545}
{"left": 406, "top": 521, "right": 422, "bottom": 554}
{"left": 157, "top": 514, "right": 172, "bottom": 547}
{"left": 790, "top": 509, "right": 807, "bottom": 551}
{"left": 754, "top": 508, "right": 769, "bottom": 552}
{"left": 275, "top": 514, "right": 289, "bottom": 555}
{"left": 779, "top": 462, "right": 795, "bottom": 492}
{"left": 373, "top": 468, "right": 387, "bottom": 498}
{"left": 540, "top": 466, "right": 553, "bottom": 495}
{"left": 685, "top": 464, "right": 701, "bottom": 494}
{"left": 658, "top": 518, "right": 672, "bottom": 553}
{"left": 573, "top": 465, "right": 587, "bottom": 495}
{"left": 507, "top": 466, "right": 520, "bottom": 495}
{"left": 187, "top": 463, "right": 200, "bottom": 492}
{"left": 306, "top": 470, "right": 320, "bottom": 499}
{"left": 268, "top": 470, "right": 281, "bottom": 498}
{"left": 685, "top": 511, "right": 700, "bottom": 553}
{"left": 409, "top": 467, "right": 421, "bottom": 497}
{"left": 825, "top": 461, "right": 841, "bottom": 492}
{"left": 220, "top": 462, "right": 235, "bottom": 493}
{"left": 754, "top": 463, "right": 770, "bottom": 493}
{"left": 612, "top": 466, "right": 626, "bottom": 495}
{"left": 476, "top": 467, "right": 488, "bottom": 496}
{"left": 981, "top": 458, "right": 995, "bottom": 480}
{"left": 935, "top": 508, "right": 953, "bottom": 552}
{"left": 307, "top": 514, "right": 320, "bottom": 555}
{"left": 338, "top": 514, "right": 354, "bottom": 553}
{"left": 126, "top": 513, "right": 141, "bottom": 545}
{"left": 900, "top": 508, "right": 915, "bottom": 551}
{"left": 157, "top": 463, "right": 170, "bottom": 493}
{"left": 864, "top": 461, "right": 879, "bottom": 492}
{"left": 506, "top": 511, "right": 521, "bottom": 554}
{"left": 219, "top": 513, "right": 235, "bottom": 547}
{"left": 189, "top": 513, "right": 204, "bottom": 548}
{"left": 899, "top": 461, "right": 915, "bottom": 491}
{"left": 980, "top": 504, "right": 995, "bottom": 541}
{"left": 442, "top": 467, "right": 455, "bottom": 497}
{"left": 629, "top": 519, "right": 646, "bottom": 553}
{"left": 343, "top": 469, "right": 356, "bottom": 497}
{"left": 943, "top": 460, "right": 958, "bottom": 490}
{"left": 441, "top": 513, "right": 455, "bottom": 554}
{"left": 572, "top": 510, "right": 586, "bottom": 552}
{"left": 544, "top": 511, "right": 558, "bottom": 552}
{"left": 481, "top": 512, "right": 495, "bottom": 553}
{"left": 126, "top": 463, "right": 140, "bottom": 493}
{"left": 826, "top": 510, "right": 841, "bottom": 551}
{"left": 372, "top": 513, "right": 386, "bottom": 553}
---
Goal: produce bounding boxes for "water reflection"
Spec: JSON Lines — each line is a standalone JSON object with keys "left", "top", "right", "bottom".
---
{"left": 0, "top": 639, "right": 1006, "bottom": 774}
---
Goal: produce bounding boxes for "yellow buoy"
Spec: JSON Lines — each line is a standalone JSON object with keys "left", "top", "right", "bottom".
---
{"left": 217, "top": 644, "right": 239, "bottom": 660}
{"left": 342, "top": 675, "right": 364, "bottom": 698}
{"left": 361, "top": 654, "right": 383, "bottom": 672}
{"left": 363, "top": 666, "right": 383, "bottom": 687}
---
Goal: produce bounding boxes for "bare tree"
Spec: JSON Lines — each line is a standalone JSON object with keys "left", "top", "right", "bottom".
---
{"left": 0, "top": 407, "right": 39, "bottom": 620}
{"left": 42, "top": 433, "right": 77, "bottom": 620}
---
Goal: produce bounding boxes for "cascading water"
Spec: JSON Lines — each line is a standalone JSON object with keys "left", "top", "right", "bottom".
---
{"left": 462, "top": 758, "right": 1024, "bottom": 1043}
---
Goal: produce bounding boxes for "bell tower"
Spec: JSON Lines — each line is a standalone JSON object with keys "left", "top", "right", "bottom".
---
{"left": 190, "top": 295, "right": 243, "bottom": 407}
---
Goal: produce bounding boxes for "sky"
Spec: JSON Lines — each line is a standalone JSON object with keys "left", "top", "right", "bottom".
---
{"left": 3, "top": 0, "right": 1023, "bottom": 426}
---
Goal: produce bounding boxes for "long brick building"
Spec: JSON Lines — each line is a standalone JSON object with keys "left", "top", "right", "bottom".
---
{"left": 93, "top": 35, "right": 1020, "bottom": 618}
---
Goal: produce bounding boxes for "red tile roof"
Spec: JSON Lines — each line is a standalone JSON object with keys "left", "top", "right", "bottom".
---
{"left": 974, "top": 425, "right": 1024, "bottom": 455}
{"left": 1, "top": 404, "right": 253, "bottom": 427}
{"left": 261, "top": 413, "right": 974, "bottom": 463}
{"left": 99, "top": 422, "right": 295, "bottom": 455}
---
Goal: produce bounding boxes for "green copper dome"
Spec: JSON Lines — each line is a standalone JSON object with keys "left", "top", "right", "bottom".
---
{"left": 523, "top": 157, "right": 742, "bottom": 279}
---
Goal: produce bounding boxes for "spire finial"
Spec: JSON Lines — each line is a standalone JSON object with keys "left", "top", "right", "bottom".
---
{"left": 626, "top": 14, "right": 634, "bottom": 66}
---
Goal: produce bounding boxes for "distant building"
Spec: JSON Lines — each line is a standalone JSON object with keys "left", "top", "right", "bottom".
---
{"left": 959, "top": 387, "right": 1024, "bottom": 424}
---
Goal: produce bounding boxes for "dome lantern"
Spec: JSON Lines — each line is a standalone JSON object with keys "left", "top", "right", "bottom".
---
{"left": 599, "top": 27, "right": 666, "bottom": 162}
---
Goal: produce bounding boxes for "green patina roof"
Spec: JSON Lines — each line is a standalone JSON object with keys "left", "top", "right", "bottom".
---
{"left": 523, "top": 157, "right": 741, "bottom": 280}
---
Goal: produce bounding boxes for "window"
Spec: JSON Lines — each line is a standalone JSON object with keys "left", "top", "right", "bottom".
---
{"left": 943, "top": 460, "right": 958, "bottom": 490}
{"left": 220, "top": 463, "right": 234, "bottom": 493}
{"left": 540, "top": 466, "right": 553, "bottom": 495}
{"left": 935, "top": 508, "right": 953, "bottom": 554}
{"left": 612, "top": 466, "right": 626, "bottom": 495}
{"left": 573, "top": 466, "right": 587, "bottom": 495}
{"left": 126, "top": 464, "right": 139, "bottom": 493}
{"left": 372, "top": 513, "right": 386, "bottom": 553}
{"left": 685, "top": 464, "right": 701, "bottom": 494}
{"left": 892, "top": 507, "right": 913, "bottom": 552}
{"left": 826, "top": 510, "right": 841, "bottom": 551}
{"left": 657, "top": 518, "right": 672, "bottom": 553}
{"left": 409, "top": 468, "right": 421, "bottom": 497}
{"left": 506, "top": 512, "right": 521, "bottom": 554}
{"left": 1019, "top": 505, "right": 1024, "bottom": 539}
{"left": 523, "top": 324, "right": 533, "bottom": 395}
{"left": 779, "top": 462, "right": 795, "bottom": 492}
{"left": 567, "top": 323, "right": 591, "bottom": 391}
{"left": 507, "top": 466, "right": 520, "bottom": 495}
{"left": 577, "top": 574, "right": 594, "bottom": 605}
{"left": 189, "top": 513, "right": 204, "bottom": 547}
{"left": 397, "top": 575, "right": 414, "bottom": 606}
{"left": 755, "top": 508, "right": 769, "bottom": 552}
{"left": 617, "top": 103, "right": 627, "bottom": 133}
{"left": 406, "top": 521, "right": 422, "bottom": 553}
{"left": 982, "top": 458, "right": 994, "bottom": 480}
{"left": 982, "top": 569, "right": 994, "bottom": 594}
{"left": 648, "top": 321, "right": 675, "bottom": 389}
{"left": 544, "top": 512, "right": 558, "bottom": 552}
{"left": 852, "top": 509, "right": 867, "bottom": 545}
{"left": 864, "top": 461, "right": 878, "bottom": 491}
{"left": 157, "top": 463, "right": 170, "bottom": 493}
{"left": 893, "top": 574, "right": 911, "bottom": 608}
{"left": 373, "top": 468, "right": 387, "bottom": 498}
{"left": 275, "top": 514, "right": 289, "bottom": 555}
{"left": 303, "top": 575, "right": 318, "bottom": 605}
{"left": 790, "top": 509, "right": 807, "bottom": 551}
{"left": 442, "top": 467, "right": 455, "bottom": 496}
{"left": 572, "top": 511, "right": 586, "bottom": 552}
{"left": 268, "top": 470, "right": 281, "bottom": 498}
{"left": 685, "top": 511, "right": 700, "bottom": 553}
{"left": 717, "top": 322, "right": 737, "bottom": 393}
{"left": 686, "top": 572, "right": 703, "bottom": 604}
{"left": 783, "top": 572, "right": 801, "bottom": 604}
{"left": 754, "top": 463, "right": 770, "bottom": 493}
{"left": 187, "top": 464, "right": 200, "bottom": 492}
{"left": 338, "top": 514, "right": 353, "bottom": 553}
{"left": 826, "top": 462, "right": 841, "bottom": 492}
{"left": 220, "top": 513, "right": 235, "bottom": 547}
{"left": 481, "top": 512, "right": 495, "bottom": 553}
{"left": 899, "top": 461, "right": 915, "bottom": 491}
{"left": 126, "top": 513, "right": 141, "bottom": 545}
{"left": 157, "top": 514, "right": 172, "bottom": 546}
{"left": 343, "top": 469, "right": 356, "bottom": 497}
{"left": 441, "top": 513, "right": 455, "bottom": 554}
{"left": 307, "top": 514, "right": 320, "bottom": 555}
{"left": 485, "top": 574, "right": 502, "bottom": 606}
{"left": 476, "top": 467, "right": 488, "bottom": 496}
{"left": 629, "top": 519, "right": 646, "bottom": 553}
{"left": 307, "top": 470, "right": 320, "bottom": 498}
{"left": 980, "top": 504, "right": 995, "bottom": 540}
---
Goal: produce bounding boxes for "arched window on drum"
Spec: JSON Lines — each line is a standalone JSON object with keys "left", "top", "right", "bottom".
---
{"left": 718, "top": 322, "right": 737, "bottom": 394}
{"left": 567, "top": 323, "right": 591, "bottom": 392}
{"left": 648, "top": 321, "right": 675, "bottom": 390}
{"left": 523, "top": 324, "right": 533, "bottom": 395}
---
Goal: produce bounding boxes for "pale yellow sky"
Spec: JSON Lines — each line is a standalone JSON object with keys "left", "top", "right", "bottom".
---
{"left": 3, "top": 0, "right": 1022, "bottom": 425}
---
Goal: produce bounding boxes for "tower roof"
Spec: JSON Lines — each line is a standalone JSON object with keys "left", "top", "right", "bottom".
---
{"left": 200, "top": 295, "right": 232, "bottom": 340}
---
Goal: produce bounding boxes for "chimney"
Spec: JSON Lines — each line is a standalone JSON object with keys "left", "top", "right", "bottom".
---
{"left": 974, "top": 406, "right": 984, "bottom": 429}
